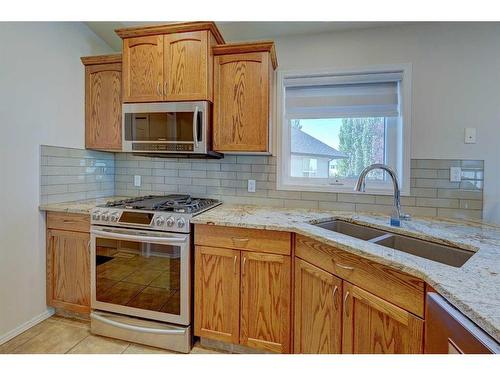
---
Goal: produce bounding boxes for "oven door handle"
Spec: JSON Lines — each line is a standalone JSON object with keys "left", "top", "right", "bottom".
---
{"left": 90, "top": 312, "right": 187, "bottom": 335}
{"left": 91, "top": 229, "right": 188, "bottom": 244}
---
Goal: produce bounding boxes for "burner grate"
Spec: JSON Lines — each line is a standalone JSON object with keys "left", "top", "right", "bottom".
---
{"left": 103, "top": 195, "right": 220, "bottom": 214}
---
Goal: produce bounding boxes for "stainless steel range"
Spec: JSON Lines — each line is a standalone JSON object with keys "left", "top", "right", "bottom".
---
{"left": 89, "top": 195, "right": 221, "bottom": 353}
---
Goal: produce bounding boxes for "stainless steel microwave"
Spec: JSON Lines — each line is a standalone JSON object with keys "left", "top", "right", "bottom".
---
{"left": 122, "top": 101, "right": 221, "bottom": 158}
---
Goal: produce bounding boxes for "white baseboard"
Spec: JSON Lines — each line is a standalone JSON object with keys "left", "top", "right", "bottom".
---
{"left": 0, "top": 308, "right": 55, "bottom": 346}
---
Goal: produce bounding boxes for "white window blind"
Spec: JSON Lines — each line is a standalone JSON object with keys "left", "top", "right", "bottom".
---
{"left": 284, "top": 72, "right": 402, "bottom": 119}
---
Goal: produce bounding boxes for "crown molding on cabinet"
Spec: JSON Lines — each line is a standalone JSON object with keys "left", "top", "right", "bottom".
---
{"left": 115, "top": 21, "right": 225, "bottom": 44}
{"left": 212, "top": 41, "right": 278, "bottom": 69}
{"left": 80, "top": 54, "right": 122, "bottom": 66}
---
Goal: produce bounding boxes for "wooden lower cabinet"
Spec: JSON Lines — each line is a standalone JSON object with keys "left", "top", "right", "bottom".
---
{"left": 240, "top": 252, "right": 290, "bottom": 353}
{"left": 294, "top": 258, "right": 342, "bottom": 353}
{"left": 194, "top": 244, "right": 291, "bottom": 353}
{"left": 342, "top": 281, "right": 424, "bottom": 354}
{"left": 193, "top": 227, "right": 431, "bottom": 354}
{"left": 46, "top": 229, "right": 90, "bottom": 314}
{"left": 194, "top": 246, "right": 240, "bottom": 344}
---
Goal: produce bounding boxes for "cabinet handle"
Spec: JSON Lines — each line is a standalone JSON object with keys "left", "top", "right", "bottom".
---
{"left": 87, "top": 240, "right": 91, "bottom": 254}
{"left": 336, "top": 262, "right": 354, "bottom": 271}
{"left": 242, "top": 256, "right": 247, "bottom": 276}
{"left": 233, "top": 255, "right": 237, "bottom": 274}
{"left": 344, "top": 291, "right": 350, "bottom": 316}
{"left": 157, "top": 82, "right": 162, "bottom": 97}
{"left": 333, "top": 285, "right": 339, "bottom": 310}
{"left": 164, "top": 81, "right": 168, "bottom": 96}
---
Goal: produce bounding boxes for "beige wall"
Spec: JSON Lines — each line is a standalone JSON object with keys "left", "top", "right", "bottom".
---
{"left": 0, "top": 22, "right": 112, "bottom": 341}
{"left": 269, "top": 22, "right": 500, "bottom": 223}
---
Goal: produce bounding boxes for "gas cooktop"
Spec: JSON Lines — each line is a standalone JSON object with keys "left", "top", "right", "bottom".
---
{"left": 92, "top": 195, "right": 222, "bottom": 233}
{"left": 103, "top": 194, "right": 221, "bottom": 214}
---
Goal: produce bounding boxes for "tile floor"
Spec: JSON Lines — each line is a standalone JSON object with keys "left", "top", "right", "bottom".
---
{"left": 0, "top": 315, "right": 221, "bottom": 354}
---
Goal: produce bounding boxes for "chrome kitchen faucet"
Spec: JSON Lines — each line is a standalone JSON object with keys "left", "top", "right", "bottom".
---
{"left": 354, "top": 163, "right": 411, "bottom": 227}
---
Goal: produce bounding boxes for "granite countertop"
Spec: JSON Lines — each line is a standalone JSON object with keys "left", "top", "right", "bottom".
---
{"left": 39, "top": 198, "right": 500, "bottom": 342}
{"left": 39, "top": 196, "right": 128, "bottom": 214}
{"left": 191, "top": 204, "right": 500, "bottom": 343}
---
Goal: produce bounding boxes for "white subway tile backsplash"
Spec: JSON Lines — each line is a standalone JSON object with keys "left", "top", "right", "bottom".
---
{"left": 179, "top": 170, "right": 206, "bottom": 178}
{"left": 40, "top": 145, "right": 483, "bottom": 220}
{"left": 221, "top": 163, "right": 252, "bottom": 172}
{"left": 152, "top": 169, "right": 178, "bottom": 177}
{"left": 114, "top": 154, "right": 483, "bottom": 219}
{"left": 40, "top": 145, "right": 115, "bottom": 205}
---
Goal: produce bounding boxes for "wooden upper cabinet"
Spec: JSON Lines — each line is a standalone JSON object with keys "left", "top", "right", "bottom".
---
{"left": 164, "top": 31, "right": 214, "bottom": 101}
{"left": 194, "top": 246, "right": 240, "bottom": 344}
{"left": 240, "top": 251, "right": 290, "bottom": 353}
{"left": 117, "top": 22, "right": 224, "bottom": 103}
{"left": 294, "top": 258, "right": 342, "bottom": 354}
{"left": 122, "top": 35, "right": 164, "bottom": 102}
{"left": 342, "top": 281, "right": 424, "bottom": 354}
{"left": 47, "top": 229, "right": 90, "bottom": 314}
{"left": 81, "top": 54, "right": 122, "bottom": 151}
{"left": 213, "top": 42, "right": 277, "bottom": 153}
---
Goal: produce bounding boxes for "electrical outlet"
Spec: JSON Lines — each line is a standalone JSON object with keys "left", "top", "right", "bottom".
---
{"left": 450, "top": 167, "right": 462, "bottom": 182}
{"left": 465, "top": 128, "right": 477, "bottom": 144}
{"left": 247, "top": 179, "right": 256, "bottom": 193}
{"left": 134, "top": 175, "right": 141, "bottom": 187}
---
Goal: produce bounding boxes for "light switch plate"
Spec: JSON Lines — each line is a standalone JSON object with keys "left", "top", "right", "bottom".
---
{"left": 134, "top": 175, "right": 141, "bottom": 187}
{"left": 450, "top": 167, "right": 462, "bottom": 182}
{"left": 465, "top": 128, "right": 477, "bottom": 144}
{"left": 247, "top": 179, "right": 256, "bottom": 193}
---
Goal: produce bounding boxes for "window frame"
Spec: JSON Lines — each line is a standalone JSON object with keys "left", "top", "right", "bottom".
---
{"left": 276, "top": 64, "right": 412, "bottom": 196}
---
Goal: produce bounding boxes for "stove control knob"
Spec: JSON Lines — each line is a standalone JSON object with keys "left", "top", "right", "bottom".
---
{"left": 101, "top": 211, "right": 110, "bottom": 221}
{"left": 110, "top": 212, "right": 120, "bottom": 222}
{"left": 177, "top": 218, "right": 186, "bottom": 228}
{"left": 155, "top": 216, "right": 165, "bottom": 226}
{"left": 92, "top": 210, "right": 101, "bottom": 220}
{"left": 166, "top": 217, "right": 175, "bottom": 227}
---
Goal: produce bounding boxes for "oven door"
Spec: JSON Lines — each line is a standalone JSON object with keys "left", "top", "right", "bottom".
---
{"left": 90, "top": 226, "right": 191, "bottom": 326}
{"left": 122, "top": 101, "right": 207, "bottom": 154}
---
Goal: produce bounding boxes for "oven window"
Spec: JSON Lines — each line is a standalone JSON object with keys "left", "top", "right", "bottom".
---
{"left": 124, "top": 112, "right": 194, "bottom": 142}
{"left": 95, "top": 237, "right": 181, "bottom": 316}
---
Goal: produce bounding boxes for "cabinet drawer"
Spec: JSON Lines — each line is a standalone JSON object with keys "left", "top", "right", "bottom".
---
{"left": 47, "top": 212, "right": 90, "bottom": 233}
{"left": 295, "top": 234, "right": 425, "bottom": 317}
{"left": 195, "top": 224, "right": 291, "bottom": 255}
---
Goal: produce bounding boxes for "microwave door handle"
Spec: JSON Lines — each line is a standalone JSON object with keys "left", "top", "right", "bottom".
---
{"left": 91, "top": 229, "right": 188, "bottom": 244}
{"left": 192, "top": 106, "right": 199, "bottom": 149}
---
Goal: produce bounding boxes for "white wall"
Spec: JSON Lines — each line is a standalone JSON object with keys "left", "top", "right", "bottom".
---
{"left": 0, "top": 22, "right": 112, "bottom": 340}
{"left": 272, "top": 23, "right": 500, "bottom": 224}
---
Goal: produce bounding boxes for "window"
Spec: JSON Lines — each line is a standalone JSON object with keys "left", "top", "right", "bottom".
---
{"left": 277, "top": 66, "right": 411, "bottom": 195}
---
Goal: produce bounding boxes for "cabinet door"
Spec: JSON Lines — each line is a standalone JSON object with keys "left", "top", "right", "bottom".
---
{"left": 85, "top": 62, "right": 122, "bottom": 150}
{"left": 240, "top": 251, "right": 290, "bottom": 353}
{"left": 342, "top": 282, "right": 424, "bottom": 354}
{"left": 46, "top": 229, "right": 90, "bottom": 314}
{"left": 164, "top": 31, "right": 211, "bottom": 101}
{"left": 213, "top": 52, "right": 270, "bottom": 152}
{"left": 122, "top": 35, "right": 164, "bottom": 102}
{"left": 194, "top": 246, "right": 240, "bottom": 344}
{"left": 294, "top": 258, "right": 342, "bottom": 353}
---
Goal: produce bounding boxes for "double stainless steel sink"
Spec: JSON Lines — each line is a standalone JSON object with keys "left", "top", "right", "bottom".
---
{"left": 314, "top": 219, "right": 474, "bottom": 267}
